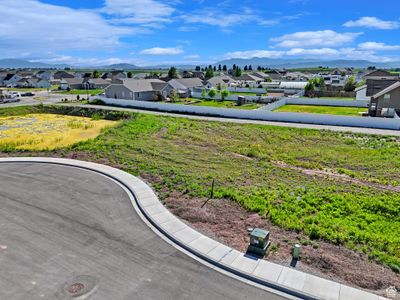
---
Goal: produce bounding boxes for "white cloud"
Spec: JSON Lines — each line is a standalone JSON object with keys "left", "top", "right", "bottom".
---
{"left": 0, "top": 0, "right": 139, "bottom": 58}
{"left": 223, "top": 47, "right": 396, "bottom": 62}
{"left": 358, "top": 42, "right": 400, "bottom": 51}
{"left": 140, "top": 47, "right": 184, "bottom": 55}
{"left": 224, "top": 50, "right": 284, "bottom": 59}
{"left": 286, "top": 48, "right": 339, "bottom": 56}
{"left": 181, "top": 11, "right": 255, "bottom": 28}
{"left": 344, "top": 17, "right": 400, "bottom": 30}
{"left": 271, "top": 30, "right": 362, "bottom": 48}
{"left": 184, "top": 54, "right": 200, "bottom": 59}
{"left": 103, "top": 0, "right": 174, "bottom": 25}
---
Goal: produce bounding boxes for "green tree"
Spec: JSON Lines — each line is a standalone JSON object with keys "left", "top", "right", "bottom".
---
{"left": 201, "top": 89, "right": 207, "bottom": 98}
{"left": 234, "top": 67, "right": 242, "bottom": 77}
{"left": 344, "top": 76, "right": 356, "bottom": 92}
{"left": 170, "top": 90, "right": 179, "bottom": 102}
{"left": 127, "top": 71, "right": 133, "bottom": 78}
{"left": 304, "top": 80, "right": 316, "bottom": 97}
{"left": 168, "top": 67, "right": 178, "bottom": 78}
{"left": 222, "top": 65, "right": 227, "bottom": 72}
{"left": 208, "top": 89, "right": 217, "bottom": 99}
{"left": 205, "top": 67, "right": 214, "bottom": 80}
{"left": 93, "top": 70, "right": 100, "bottom": 78}
{"left": 221, "top": 89, "right": 229, "bottom": 101}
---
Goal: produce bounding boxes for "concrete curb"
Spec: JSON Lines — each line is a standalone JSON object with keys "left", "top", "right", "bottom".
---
{"left": 0, "top": 158, "right": 388, "bottom": 300}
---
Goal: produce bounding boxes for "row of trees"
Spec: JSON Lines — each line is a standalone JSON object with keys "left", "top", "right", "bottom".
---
{"left": 305, "top": 76, "right": 358, "bottom": 96}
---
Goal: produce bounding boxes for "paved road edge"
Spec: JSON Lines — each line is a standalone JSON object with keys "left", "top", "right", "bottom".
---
{"left": 0, "top": 157, "right": 388, "bottom": 300}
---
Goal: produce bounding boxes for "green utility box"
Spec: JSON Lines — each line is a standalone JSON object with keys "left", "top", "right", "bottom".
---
{"left": 247, "top": 228, "right": 270, "bottom": 257}
{"left": 292, "top": 244, "right": 301, "bottom": 260}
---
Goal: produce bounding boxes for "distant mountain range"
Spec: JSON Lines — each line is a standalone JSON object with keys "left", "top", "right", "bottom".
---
{"left": 1, "top": 58, "right": 400, "bottom": 70}
{"left": 0, "top": 59, "right": 70, "bottom": 69}
{"left": 214, "top": 58, "right": 400, "bottom": 69}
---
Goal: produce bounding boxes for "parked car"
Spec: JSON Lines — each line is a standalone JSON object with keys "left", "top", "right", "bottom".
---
{"left": 21, "top": 92, "right": 35, "bottom": 97}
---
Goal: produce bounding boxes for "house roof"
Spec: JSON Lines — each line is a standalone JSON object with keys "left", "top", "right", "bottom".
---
{"left": 373, "top": 81, "right": 400, "bottom": 99}
{"left": 354, "top": 85, "right": 367, "bottom": 92}
{"left": 4, "top": 74, "right": 16, "bottom": 81}
{"left": 236, "top": 74, "right": 261, "bottom": 81}
{"left": 61, "top": 78, "right": 85, "bottom": 85}
{"left": 366, "top": 79, "right": 399, "bottom": 97}
{"left": 87, "top": 78, "right": 110, "bottom": 85}
{"left": 252, "top": 72, "right": 270, "bottom": 79}
{"left": 364, "top": 70, "right": 397, "bottom": 78}
{"left": 169, "top": 78, "right": 203, "bottom": 89}
{"left": 117, "top": 79, "right": 169, "bottom": 92}
{"left": 207, "top": 76, "right": 234, "bottom": 86}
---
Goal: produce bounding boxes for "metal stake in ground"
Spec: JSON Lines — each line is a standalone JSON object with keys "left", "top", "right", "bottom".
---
{"left": 201, "top": 179, "right": 215, "bottom": 208}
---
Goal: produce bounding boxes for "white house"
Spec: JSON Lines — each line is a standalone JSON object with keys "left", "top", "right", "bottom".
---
{"left": 355, "top": 85, "right": 370, "bottom": 101}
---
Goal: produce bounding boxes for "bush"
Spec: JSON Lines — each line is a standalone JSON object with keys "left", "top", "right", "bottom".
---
{"left": 90, "top": 99, "right": 106, "bottom": 105}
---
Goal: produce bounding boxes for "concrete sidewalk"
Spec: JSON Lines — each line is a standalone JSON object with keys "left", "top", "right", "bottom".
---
{"left": 0, "top": 157, "right": 389, "bottom": 300}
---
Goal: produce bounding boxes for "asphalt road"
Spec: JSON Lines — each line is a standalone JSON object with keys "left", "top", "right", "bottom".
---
{"left": 0, "top": 163, "right": 287, "bottom": 300}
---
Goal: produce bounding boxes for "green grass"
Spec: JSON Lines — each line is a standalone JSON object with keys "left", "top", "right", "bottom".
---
{"left": 175, "top": 98, "right": 261, "bottom": 110}
{"left": 54, "top": 89, "right": 104, "bottom": 96}
{"left": 7, "top": 85, "right": 59, "bottom": 92}
{"left": 229, "top": 91, "right": 267, "bottom": 96}
{"left": 1, "top": 105, "right": 400, "bottom": 271}
{"left": 274, "top": 105, "right": 367, "bottom": 116}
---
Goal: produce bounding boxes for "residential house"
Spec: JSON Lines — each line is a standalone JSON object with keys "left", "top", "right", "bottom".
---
{"left": 168, "top": 78, "right": 204, "bottom": 97}
{"left": 331, "top": 68, "right": 353, "bottom": 76}
{"left": 235, "top": 74, "right": 263, "bottom": 85}
{"left": 3, "top": 74, "right": 22, "bottom": 87}
{"left": 363, "top": 70, "right": 398, "bottom": 81}
{"left": 60, "top": 78, "right": 85, "bottom": 90}
{"left": 366, "top": 79, "right": 399, "bottom": 98}
{"left": 35, "top": 70, "right": 51, "bottom": 81}
{"left": 105, "top": 79, "right": 173, "bottom": 101}
{"left": 252, "top": 72, "right": 271, "bottom": 81}
{"left": 265, "top": 70, "right": 283, "bottom": 80}
{"left": 369, "top": 82, "right": 400, "bottom": 117}
{"left": 283, "top": 72, "right": 311, "bottom": 81}
{"left": 355, "top": 85, "right": 370, "bottom": 101}
{"left": 102, "top": 71, "right": 127, "bottom": 81}
{"left": 82, "top": 78, "right": 111, "bottom": 90}
{"left": 54, "top": 71, "right": 75, "bottom": 80}
{"left": 205, "top": 75, "right": 235, "bottom": 89}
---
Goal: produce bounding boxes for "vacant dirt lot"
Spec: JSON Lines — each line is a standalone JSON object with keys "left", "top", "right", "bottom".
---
{"left": 163, "top": 191, "right": 400, "bottom": 298}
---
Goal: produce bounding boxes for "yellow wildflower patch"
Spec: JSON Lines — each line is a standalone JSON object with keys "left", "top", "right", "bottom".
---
{"left": 0, "top": 114, "right": 115, "bottom": 150}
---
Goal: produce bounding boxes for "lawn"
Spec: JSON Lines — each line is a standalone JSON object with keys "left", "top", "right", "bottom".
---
{"left": 54, "top": 89, "right": 104, "bottom": 96}
{"left": 7, "top": 85, "right": 59, "bottom": 92}
{"left": 174, "top": 98, "right": 261, "bottom": 110}
{"left": 274, "top": 105, "right": 367, "bottom": 116}
{"left": 1, "top": 106, "right": 400, "bottom": 272}
{"left": 0, "top": 113, "right": 115, "bottom": 150}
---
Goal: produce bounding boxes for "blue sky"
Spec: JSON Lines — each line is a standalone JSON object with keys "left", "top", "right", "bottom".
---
{"left": 1, "top": 0, "right": 400, "bottom": 66}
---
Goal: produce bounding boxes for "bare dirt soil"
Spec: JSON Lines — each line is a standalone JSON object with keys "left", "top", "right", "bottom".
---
{"left": 162, "top": 191, "right": 400, "bottom": 298}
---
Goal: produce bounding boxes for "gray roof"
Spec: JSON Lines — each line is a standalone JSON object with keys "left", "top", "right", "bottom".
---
{"left": 207, "top": 76, "right": 234, "bottom": 86}
{"left": 62, "top": 78, "right": 85, "bottom": 85}
{"left": 373, "top": 81, "right": 400, "bottom": 98}
{"left": 87, "top": 78, "right": 110, "bottom": 85}
{"left": 175, "top": 78, "right": 204, "bottom": 88}
{"left": 118, "top": 79, "right": 169, "bottom": 92}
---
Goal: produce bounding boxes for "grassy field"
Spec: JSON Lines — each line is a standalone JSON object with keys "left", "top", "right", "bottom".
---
{"left": 0, "top": 113, "right": 114, "bottom": 150}
{"left": 54, "top": 89, "right": 104, "bottom": 96}
{"left": 274, "top": 105, "right": 367, "bottom": 116}
{"left": 7, "top": 85, "right": 59, "bottom": 92}
{"left": 1, "top": 105, "right": 399, "bottom": 272}
{"left": 178, "top": 98, "right": 261, "bottom": 110}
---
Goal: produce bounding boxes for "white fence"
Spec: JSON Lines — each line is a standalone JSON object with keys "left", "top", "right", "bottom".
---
{"left": 90, "top": 96, "right": 400, "bottom": 130}
{"left": 227, "top": 87, "right": 267, "bottom": 94}
{"left": 191, "top": 92, "right": 265, "bottom": 102}
{"left": 262, "top": 98, "right": 370, "bottom": 111}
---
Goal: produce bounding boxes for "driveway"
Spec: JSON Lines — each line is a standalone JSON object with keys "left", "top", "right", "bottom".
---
{"left": 0, "top": 162, "right": 287, "bottom": 300}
